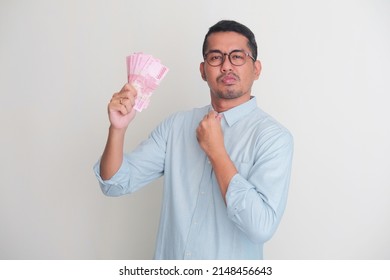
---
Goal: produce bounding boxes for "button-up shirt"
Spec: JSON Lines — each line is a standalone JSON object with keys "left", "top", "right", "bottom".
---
{"left": 93, "top": 97, "right": 293, "bottom": 259}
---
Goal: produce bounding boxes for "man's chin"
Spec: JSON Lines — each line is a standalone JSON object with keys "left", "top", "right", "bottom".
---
{"left": 216, "top": 90, "right": 244, "bottom": 100}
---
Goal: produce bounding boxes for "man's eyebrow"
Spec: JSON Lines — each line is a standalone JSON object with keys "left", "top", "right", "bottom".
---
{"left": 206, "top": 49, "right": 245, "bottom": 54}
{"left": 206, "top": 49, "right": 223, "bottom": 54}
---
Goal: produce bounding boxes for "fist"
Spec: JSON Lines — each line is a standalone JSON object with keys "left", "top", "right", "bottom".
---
{"left": 108, "top": 83, "right": 137, "bottom": 129}
{"left": 196, "top": 110, "right": 224, "bottom": 156}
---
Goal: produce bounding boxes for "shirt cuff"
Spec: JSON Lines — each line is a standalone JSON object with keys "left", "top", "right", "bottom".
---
{"left": 225, "top": 173, "right": 253, "bottom": 218}
{"left": 93, "top": 157, "right": 130, "bottom": 196}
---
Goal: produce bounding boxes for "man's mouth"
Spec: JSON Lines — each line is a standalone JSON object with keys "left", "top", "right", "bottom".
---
{"left": 220, "top": 74, "right": 238, "bottom": 85}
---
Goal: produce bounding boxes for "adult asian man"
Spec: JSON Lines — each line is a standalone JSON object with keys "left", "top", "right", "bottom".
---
{"left": 94, "top": 20, "right": 293, "bottom": 259}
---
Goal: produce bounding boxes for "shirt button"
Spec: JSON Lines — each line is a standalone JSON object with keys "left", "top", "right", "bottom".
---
{"left": 185, "top": 251, "right": 191, "bottom": 257}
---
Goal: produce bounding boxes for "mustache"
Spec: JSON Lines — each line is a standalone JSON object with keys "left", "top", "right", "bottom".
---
{"left": 217, "top": 72, "right": 240, "bottom": 82}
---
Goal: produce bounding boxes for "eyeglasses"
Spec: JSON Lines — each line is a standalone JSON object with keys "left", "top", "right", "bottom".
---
{"left": 204, "top": 50, "right": 255, "bottom": 67}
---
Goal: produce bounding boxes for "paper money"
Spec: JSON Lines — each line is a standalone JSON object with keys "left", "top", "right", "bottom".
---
{"left": 126, "top": 52, "right": 169, "bottom": 112}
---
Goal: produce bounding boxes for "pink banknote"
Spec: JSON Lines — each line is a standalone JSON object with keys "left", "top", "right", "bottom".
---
{"left": 126, "top": 52, "right": 169, "bottom": 112}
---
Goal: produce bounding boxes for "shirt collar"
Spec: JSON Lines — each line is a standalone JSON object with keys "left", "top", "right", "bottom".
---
{"left": 215, "top": 96, "right": 257, "bottom": 127}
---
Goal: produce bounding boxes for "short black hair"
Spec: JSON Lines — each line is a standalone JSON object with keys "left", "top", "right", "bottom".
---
{"left": 202, "top": 20, "right": 258, "bottom": 60}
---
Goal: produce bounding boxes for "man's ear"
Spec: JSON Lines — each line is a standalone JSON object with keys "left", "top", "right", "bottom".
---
{"left": 254, "top": 60, "right": 262, "bottom": 80}
{"left": 200, "top": 62, "right": 207, "bottom": 81}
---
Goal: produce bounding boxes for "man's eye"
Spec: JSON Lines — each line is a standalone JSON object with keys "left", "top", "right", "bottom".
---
{"left": 231, "top": 54, "right": 244, "bottom": 60}
{"left": 210, "top": 55, "right": 222, "bottom": 61}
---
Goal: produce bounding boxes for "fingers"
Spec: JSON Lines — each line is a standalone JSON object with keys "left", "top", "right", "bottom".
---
{"left": 203, "top": 110, "right": 222, "bottom": 121}
{"left": 111, "top": 83, "right": 137, "bottom": 102}
{"left": 109, "top": 83, "right": 137, "bottom": 115}
{"left": 197, "top": 111, "right": 222, "bottom": 134}
{"left": 198, "top": 111, "right": 222, "bottom": 136}
{"left": 120, "top": 83, "right": 138, "bottom": 99}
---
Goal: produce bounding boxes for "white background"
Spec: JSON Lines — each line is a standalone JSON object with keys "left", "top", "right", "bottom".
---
{"left": 1, "top": 0, "right": 389, "bottom": 259}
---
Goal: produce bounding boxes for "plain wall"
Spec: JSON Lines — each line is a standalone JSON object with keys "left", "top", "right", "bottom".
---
{"left": 1, "top": 0, "right": 389, "bottom": 259}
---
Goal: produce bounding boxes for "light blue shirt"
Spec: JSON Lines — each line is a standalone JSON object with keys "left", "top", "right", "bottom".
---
{"left": 93, "top": 97, "right": 293, "bottom": 259}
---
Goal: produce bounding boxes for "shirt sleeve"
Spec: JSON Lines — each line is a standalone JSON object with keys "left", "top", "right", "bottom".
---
{"left": 93, "top": 155, "right": 135, "bottom": 196}
{"left": 93, "top": 117, "right": 171, "bottom": 197}
{"left": 225, "top": 129, "right": 294, "bottom": 244}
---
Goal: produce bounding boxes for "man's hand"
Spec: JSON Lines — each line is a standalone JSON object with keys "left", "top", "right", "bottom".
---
{"left": 196, "top": 110, "right": 224, "bottom": 159}
{"left": 108, "top": 83, "right": 137, "bottom": 130}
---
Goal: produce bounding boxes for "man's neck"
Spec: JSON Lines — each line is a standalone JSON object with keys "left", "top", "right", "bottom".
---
{"left": 211, "top": 94, "right": 251, "bottom": 113}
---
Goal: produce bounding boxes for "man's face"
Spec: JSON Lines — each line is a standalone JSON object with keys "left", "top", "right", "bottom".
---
{"left": 200, "top": 32, "right": 261, "bottom": 103}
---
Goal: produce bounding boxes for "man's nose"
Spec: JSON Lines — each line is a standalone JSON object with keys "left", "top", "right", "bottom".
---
{"left": 220, "top": 54, "right": 233, "bottom": 72}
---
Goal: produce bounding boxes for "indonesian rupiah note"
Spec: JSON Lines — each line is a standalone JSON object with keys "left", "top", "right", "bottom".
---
{"left": 126, "top": 52, "right": 169, "bottom": 112}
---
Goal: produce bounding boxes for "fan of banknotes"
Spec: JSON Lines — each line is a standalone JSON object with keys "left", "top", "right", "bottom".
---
{"left": 126, "top": 52, "right": 169, "bottom": 112}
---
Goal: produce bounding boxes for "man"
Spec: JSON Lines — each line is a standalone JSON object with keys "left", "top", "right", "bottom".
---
{"left": 94, "top": 20, "right": 293, "bottom": 259}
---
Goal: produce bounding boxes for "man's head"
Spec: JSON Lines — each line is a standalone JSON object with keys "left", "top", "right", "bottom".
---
{"left": 200, "top": 20, "right": 261, "bottom": 111}
{"left": 202, "top": 20, "right": 258, "bottom": 61}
